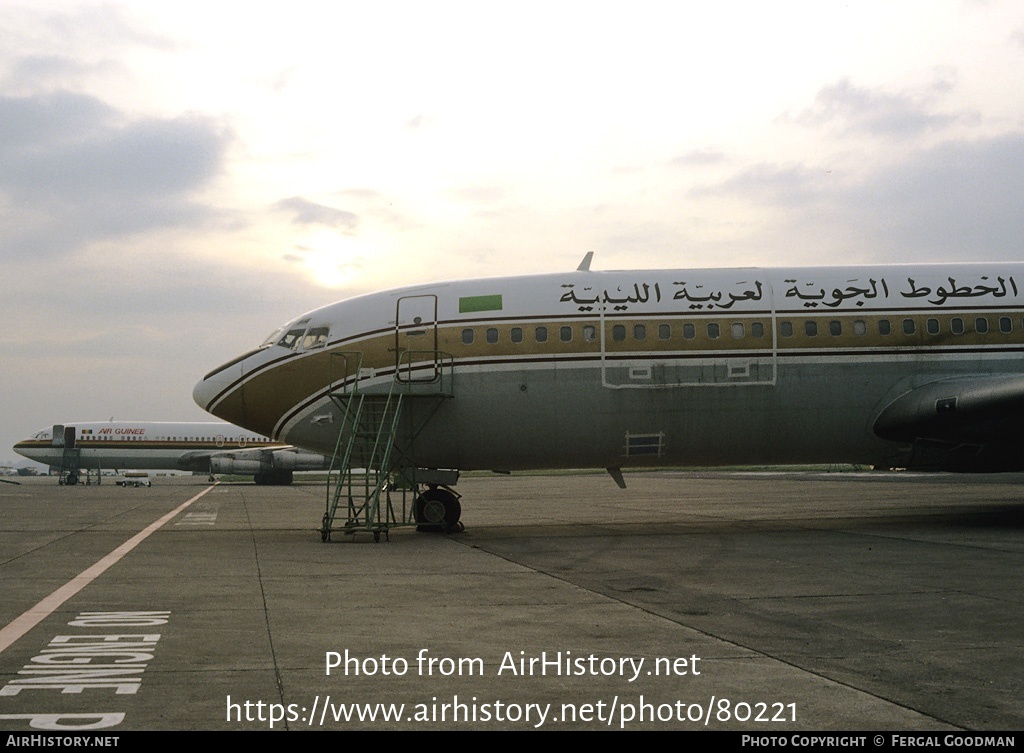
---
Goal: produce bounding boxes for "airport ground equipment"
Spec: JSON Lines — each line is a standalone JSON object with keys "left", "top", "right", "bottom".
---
{"left": 52, "top": 424, "right": 102, "bottom": 485}
{"left": 320, "top": 350, "right": 455, "bottom": 542}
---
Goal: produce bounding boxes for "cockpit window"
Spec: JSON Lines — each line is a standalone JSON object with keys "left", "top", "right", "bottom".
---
{"left": 277, "top": 328, "right": 306, "bottom": 350}
{"left": 301, "top": 326, "right": 329, "bottom": 350}
{"left": 261, "top": 328, "right": 285, "bottom": 347}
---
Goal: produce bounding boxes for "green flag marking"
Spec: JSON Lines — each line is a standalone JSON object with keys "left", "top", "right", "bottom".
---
{"left": 459, "top": 294, "right": 503, "bottom": 313}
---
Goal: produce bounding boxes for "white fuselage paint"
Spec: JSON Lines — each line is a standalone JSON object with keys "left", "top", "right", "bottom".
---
{"left": 13, "top": 421, "right": 281, "bottom": 472}
{"left": 193, "top": 264, "right": 1024, "bottom": 473}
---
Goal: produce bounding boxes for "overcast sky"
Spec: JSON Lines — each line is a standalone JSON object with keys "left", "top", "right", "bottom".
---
{"left": 4, "top": 0, "right": 1024, "bottom": 463}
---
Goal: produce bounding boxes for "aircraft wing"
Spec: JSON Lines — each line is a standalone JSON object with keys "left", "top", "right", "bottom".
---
{"left": 176, "top": 446, "right": 330, "bottom": 473}
{"left": 176, "top": 448, "right": 235, "bottom": 472}
{"left": 873, "top": 374, "right": 1024, "bottom": 470}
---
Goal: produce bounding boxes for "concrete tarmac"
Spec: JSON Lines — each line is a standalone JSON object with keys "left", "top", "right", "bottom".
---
{"left": 0, "top": 471, "right": 1020, "bottom": 731}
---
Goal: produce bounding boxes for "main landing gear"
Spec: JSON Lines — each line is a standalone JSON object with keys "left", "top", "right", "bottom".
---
{"left": 253, "top": 470, "right": 294, "bottom": 485}
{"left": 415, "top": 486, "right": 463, "bottom": 533}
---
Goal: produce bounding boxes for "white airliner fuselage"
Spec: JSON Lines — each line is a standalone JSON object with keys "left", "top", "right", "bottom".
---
{"left": 13, "top": 421, "right": 329, "bottom": 484}
{"left": 194, "top": 263, "right": 1024, "bottom": 527}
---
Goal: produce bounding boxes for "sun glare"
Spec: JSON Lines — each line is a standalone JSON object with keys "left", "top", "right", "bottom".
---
{"left": 298, "top": 233, "right": 364, "bottom": 289}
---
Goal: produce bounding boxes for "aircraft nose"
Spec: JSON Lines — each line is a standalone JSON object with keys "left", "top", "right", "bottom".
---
{"left": 192, "top": 376, "right": 218, "bottom": 413}
{"left": 194, "top": 349, "right": 261, "bottom": 426}
{"left": 194, "top": 354, "right": 245, "bottom": 413}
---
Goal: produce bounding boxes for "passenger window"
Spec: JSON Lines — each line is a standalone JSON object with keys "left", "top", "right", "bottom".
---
{"left": 683, "top": 323, "right": 696, "bottom": 339}
{"left": 612, "top": 325, "right": 626, "bottom": 342}
{"left": 486, "top": 328, "right": 498, "bottom": 344}
{"left": 511, "top": 327, "right": 523, "bottom": 343}
{"left": 951, "top": 318, "right": 964, "bottom": 335}
{"left": 707, "top": 323, "right": 720, "bottom": 339}
{"left": 999, "top": 317, "right": 1011, "bottom": 334}
{"left": 731, "top": 323, "right": 744, "bottom": 339}
{"left": 461, "top": 328, "right": 474, "bottom": 345}
{"left": 583, "top": 325, "right": 597, "bottom": 342}
{"left": 829, "top": 321, "right": 841, "bottom": 336}
{"left": 658, "top": 324, "right": 670, "bottom": 340}
{"left": 751, "top": 322, "right": 764, "bottom": 338}
{"left": 926, "top": 318, "right": 939, "bottom": 335}
{"left": 903, "top": 319, "right": 915, "bottom": 335}
{"left": 805, "top": 321, "right": 817, "bottom": 337}
{"left": 560, "top": 326, "right": 572, "bottom": 342}
{"left": 976, "top": 317, "right": 989, "bottom": 334}
{"left": 879, "top": 319, "right": 891, "bottom": 335}
{"left": 535, "top": 326, "right": 548, "bottom": 343}
{"left": 853, "top": 320, "right": 866, "bottom": 336}
{"left": 633, "top": 324, "right": 646, "bottom": 341}
{"left": 780, "top": 321, "right": 793, "bottom": 337}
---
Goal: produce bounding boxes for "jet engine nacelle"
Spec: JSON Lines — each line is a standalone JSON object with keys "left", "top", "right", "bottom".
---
{"left": 207, "top": 449, "right": 328, "bottom": 475}
{"left": 265, "top": 449, "right": 330, "bottom": 471}
{"left": 208, "top": 457, "right": 265, "bottom": 474}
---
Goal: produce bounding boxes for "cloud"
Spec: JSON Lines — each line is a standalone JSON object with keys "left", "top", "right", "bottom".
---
{"left": 671, "top": 148, "right": 728, "bottom": 167}
{"left": 448, "top": 185, "right": 506, "bottom": 204}
{"left": 782, "top": 78, "right": 971, "bottom": 139}
{"left": 273, "top": 196, "right": 359, "bottom": 228}
{"left": 405, "top": 114, "right": 433, "bottom": 130}
{"left": 688, "top": 132, "right": 1024, "bottom": 263}
{"left": 38, "top": 4, "right": 180, "bottom": 54}
{"left": 0, "top": 90, "right": 231, "bottom": 259}
{"left": 845, "top": 134, "right": 1024, "bottom": 257}
{"left": 6, "top": 54, "right": 120, "bottom": 89}
{"left": 690, "top": 162, "right": 829, "bottom": 205}
{"left": 0, "top": 89, "right": 112, "bottom": 148}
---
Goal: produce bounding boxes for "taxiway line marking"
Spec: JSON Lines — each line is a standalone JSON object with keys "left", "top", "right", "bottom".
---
{"left": 0, "top": 484, "right": 217, "bottom": 654}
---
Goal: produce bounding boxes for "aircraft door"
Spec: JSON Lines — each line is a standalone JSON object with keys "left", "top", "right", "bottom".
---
{"left": 395, "top": 294, "right": 439, "bottom": 382}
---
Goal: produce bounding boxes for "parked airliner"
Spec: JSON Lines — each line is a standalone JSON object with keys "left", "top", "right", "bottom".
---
{"left": 194, "top": 259, "right": 1024, "bottom": 529}
{"left": 13, "top": 422, "right": 330, "bottom": 485}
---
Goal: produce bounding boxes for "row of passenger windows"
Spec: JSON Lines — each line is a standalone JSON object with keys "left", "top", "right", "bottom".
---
{"left": 781, "top": 316, "right": 1015, "bottom": 337}
{"left": 460, "top": 316, "right": 1020, "bottom": 345}
{"left": 79, "top": 436, "right": 272, "bottom": 443}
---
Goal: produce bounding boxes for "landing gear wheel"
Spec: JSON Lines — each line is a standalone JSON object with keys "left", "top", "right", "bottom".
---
{"left": 320, "top": 513, "right": 331, "bottom": 543}
{"left": 415, "top": 488, "right": 462, "bottom": 533}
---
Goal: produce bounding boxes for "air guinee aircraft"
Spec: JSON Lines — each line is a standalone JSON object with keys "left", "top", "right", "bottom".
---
{"left": 13, "top": 421, "right": 330, "bottom": 485}
{"left": 193, "top": 257, "right": 1024, "bottom": 532}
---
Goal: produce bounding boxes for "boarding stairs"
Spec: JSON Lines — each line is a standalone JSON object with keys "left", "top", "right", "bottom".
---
{"left": 320, "top": 350, "right": 453, "bottom": 542}
{"left": 51, "top": 424, "right": 100, "bottom": 485}
{"left": 57, "top": 448, "right": 103, "bottom": 485}
{"left": 57, "top": 447, "right": 82, "bottom": 485}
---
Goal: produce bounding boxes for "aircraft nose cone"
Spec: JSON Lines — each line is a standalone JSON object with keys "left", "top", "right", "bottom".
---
{"left": 194, "top": 365, "right": 239, "bottom": 415}
{"left": 193, "top": 352, "right": 254, "bottom": 428}
{"left": 192, "top": 377, "right": 216, "bottom": 413}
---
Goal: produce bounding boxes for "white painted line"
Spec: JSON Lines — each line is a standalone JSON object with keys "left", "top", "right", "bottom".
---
{"left": 0, "top": 484, "right": 218, "bottom": 655}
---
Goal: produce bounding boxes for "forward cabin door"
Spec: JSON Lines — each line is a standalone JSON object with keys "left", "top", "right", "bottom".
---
{"left": 395, "top": 294, "right": 439, "bottom": 382}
